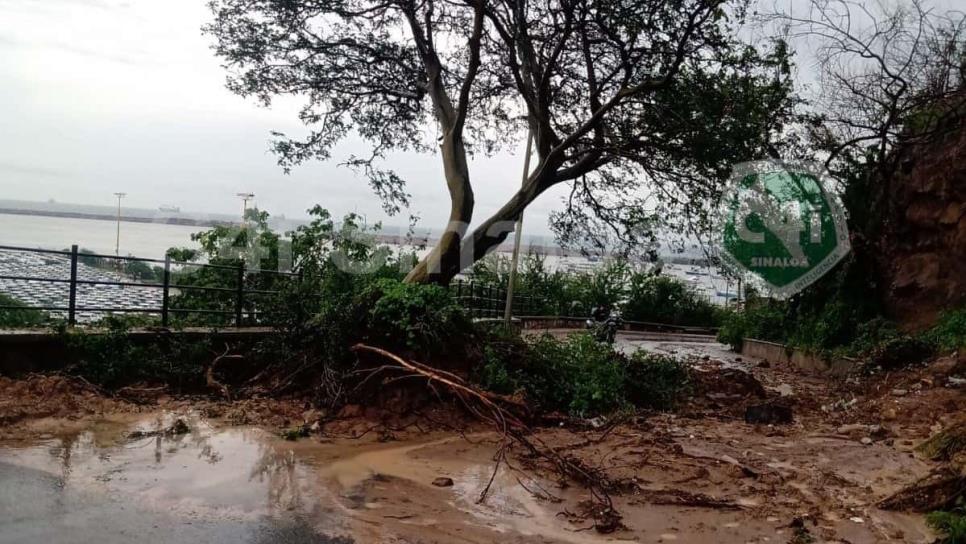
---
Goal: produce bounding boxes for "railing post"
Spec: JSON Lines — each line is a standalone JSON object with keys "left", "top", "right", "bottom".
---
{"left": 67, "top": 244, "right": 78, "bottom": 327}
{"left": 295, "top": 269, "right": 304, "bottom": 325}
{"left": 235, "top": 262, "right": 245, "bottom": 327}
{"left": 161, "top": 255, "right": 171, "bottom": 327}
{"left": 469, "top": 282, "right": 476, "bottom": 318}
{"left": 489, "top": 284, "right": 495, "bottom": 318}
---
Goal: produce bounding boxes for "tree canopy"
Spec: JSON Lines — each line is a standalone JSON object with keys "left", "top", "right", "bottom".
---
{"left": 206, "top": 0, "right": 798, "bottom": 283}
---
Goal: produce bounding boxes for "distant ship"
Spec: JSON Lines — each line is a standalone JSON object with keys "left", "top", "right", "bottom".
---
{"left": 158, "top": 205, "right": 181, "bottom": 213}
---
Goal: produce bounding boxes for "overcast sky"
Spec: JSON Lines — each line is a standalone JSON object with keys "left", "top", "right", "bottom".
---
{"left": 2, "top": 0, "right": 955, "bottom": 237}
{"left": 0, "top": 0, "right": 569, "bottom": 235}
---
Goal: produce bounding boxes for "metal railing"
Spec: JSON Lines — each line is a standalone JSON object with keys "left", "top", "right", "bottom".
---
{"left": 450, "top": 279, "right": 540, "bottom": 319}
{"left": 0, "top": 244, "right": 298, "bottom": 327}
{"left": 0, "top": 244, "right": 717, "bottom": 333}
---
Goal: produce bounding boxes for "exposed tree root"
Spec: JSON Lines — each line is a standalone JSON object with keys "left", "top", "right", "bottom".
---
{"left": 350, "top": 343, "right": 622, "bottom": 533}
{"left": 206, "top": 345, "right": 243, "bottom": 401}
{"left": 917, "top": 420, "right": 966, "bottom": 463}
{"left": 878, "top": 467, "right": 966, "bottom": 512}
{"left": 633, "top": 489, "right": 741, "bottom": 510}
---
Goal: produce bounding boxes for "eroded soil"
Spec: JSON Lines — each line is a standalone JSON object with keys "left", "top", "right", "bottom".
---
{"left": 1, "top": 338, "right": 963, "bottom": 543}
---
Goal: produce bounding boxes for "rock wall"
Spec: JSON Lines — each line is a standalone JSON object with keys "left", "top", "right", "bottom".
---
{"left": 876, "top": 119, "right": 966, "bottom": 329}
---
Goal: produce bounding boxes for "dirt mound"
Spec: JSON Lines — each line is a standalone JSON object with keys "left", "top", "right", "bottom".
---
{"left": 0, "top": 374, "right": 134, "bottom": 427}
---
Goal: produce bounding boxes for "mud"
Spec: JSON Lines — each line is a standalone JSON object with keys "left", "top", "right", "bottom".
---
{"left": 1, "top": 336, "right": 961, "bottom": 543}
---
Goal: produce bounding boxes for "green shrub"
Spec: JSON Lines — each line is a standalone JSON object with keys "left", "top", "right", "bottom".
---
{"left": 926, "top": 308, "right": 966, "bottom": 352}
{"left": 476, "top": 329, "right": 527, "bottom": 395}
{"left": 624, "top": 274, "right": 719, "bottom": 327}
{"left": 787, "top": 300, "right": 867, "bottom": 352}
{"left": 64, "top": 317, "right": 210, "bottom": 389}
{"left": 0, "top": 293, "right": 48, "bottom": 328}
{"left": 847, "top": 317, "right": 902, "bottom": 356}
{"left": 523, "top": 333, "right": 626, "bottom": 416}
{"left": 716, "top": 301, "right": 788, "bottom": 350}
{"left": 928, "top": 506, "right": 966, "bottom": 544}
{"left": 475, "top": 331, "right": 692, "bottom": 417}
{"left": 476, "top": 332, "right": 625, "bottom": 416}
{"left": 363, "top": 278, "right": 473, "bottom": 356}
{"left": 625, "top": 351, "right": 691, "bottom": 410}
{"left": 864, "top": 335, "right": 935, "bottom": 370}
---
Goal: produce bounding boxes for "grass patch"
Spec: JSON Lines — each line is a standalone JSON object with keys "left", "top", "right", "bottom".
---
{"left": 928, "top": 506, "right": 966, "bottom": 544}
{"left": 926, "top": 309, "right": 966, "bottom": 352}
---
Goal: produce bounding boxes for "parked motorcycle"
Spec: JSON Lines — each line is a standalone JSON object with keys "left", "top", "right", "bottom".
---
{"left": 586, "top": 306, "right": 623, "bottom": 344}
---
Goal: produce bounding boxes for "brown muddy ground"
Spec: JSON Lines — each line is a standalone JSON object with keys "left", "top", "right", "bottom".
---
{"left": 0, "top": 341, "right": 963, "bottom": 543}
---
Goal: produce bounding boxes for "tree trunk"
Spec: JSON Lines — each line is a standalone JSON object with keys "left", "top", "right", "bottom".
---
{"left": 404, "top": 132, "right": 475, "bottom": 284}
{"left": 405, "top": 158, "right": 555, "bottom": 284}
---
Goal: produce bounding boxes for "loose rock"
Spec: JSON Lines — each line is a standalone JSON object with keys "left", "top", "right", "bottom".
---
{"left": 432, "top": 477, "right": 455, "bottom": 487}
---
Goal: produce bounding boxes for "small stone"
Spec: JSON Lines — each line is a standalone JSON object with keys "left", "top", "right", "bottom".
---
{"left": 891, "top": 389, "right": 909, "bottom": 397}
{"left": 882, "top": 408, "right": 898, "bottom": 421}
{"left": 774, "top": 383, "right": 794, "bottom": 397}
{"left": 869, "top": 424, "right": 890, "bottom": 439}
{"left": 432, "top": 477, "right": 454, "bottom": 487}
{"left": 860, "top": 437, "right": 873, "bottom": 445}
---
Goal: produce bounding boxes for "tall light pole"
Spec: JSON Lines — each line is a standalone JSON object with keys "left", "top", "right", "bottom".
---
{"left": 236, "top": 192, "right": 255, "bottom": 225}
{"left": 503, "top": 130, "right": 535, "bottom": 327}
{"left": 113, "top": 192, "right": 126, "bottom": 257}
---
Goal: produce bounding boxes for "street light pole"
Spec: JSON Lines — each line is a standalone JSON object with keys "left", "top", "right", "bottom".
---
{"left": 503, "top": 130, "right": 535, "bottom": 327}
{"left": 113, "top": 192, "right": 126, "bottom": 257}
{"left": 236, "top": 192, "right": 255, "bottom": 226}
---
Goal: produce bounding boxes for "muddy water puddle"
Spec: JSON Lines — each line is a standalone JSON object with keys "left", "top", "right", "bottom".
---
{"left": 0, "top": 413, "right": 622, "bottom": 543}
{"left": 0, "top": 411, "right": 937, "bottom": 543}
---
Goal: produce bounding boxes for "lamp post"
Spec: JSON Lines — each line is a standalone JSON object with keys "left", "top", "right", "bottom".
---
{"left": 113, "top": 192, "right": 126, "bottom": 257}
{"left": 236, "top": 192, "right": 254, "bottom": 225}
{"left": 503, "top": 130, "right": 535, "bottom": 327}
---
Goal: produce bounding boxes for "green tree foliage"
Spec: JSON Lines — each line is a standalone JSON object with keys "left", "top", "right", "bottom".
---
{"left": 70, "top": 248, "right": 165, "bottom": 282}
{"left": 205, "top": 0, "right": 800, "bottom": 282}
{"left": 0, "top": 293, "right": 48, "bottom": 328}
{"left": 166, "top": 206, "right": 405, "bottom": 326}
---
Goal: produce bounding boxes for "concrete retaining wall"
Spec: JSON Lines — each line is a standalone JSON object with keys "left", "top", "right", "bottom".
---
{"left": 741, "top": 338, "right": 857, "bottom": 376}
